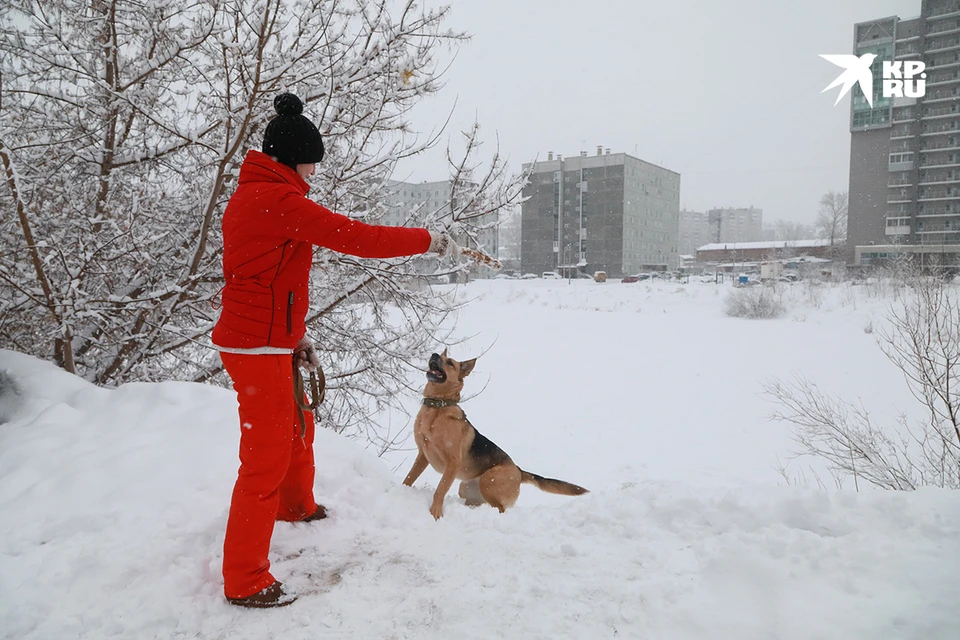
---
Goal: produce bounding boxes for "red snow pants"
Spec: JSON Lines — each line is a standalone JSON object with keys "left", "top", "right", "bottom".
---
{"left": 220, "top": 352, "right": 319, "bottom": 599}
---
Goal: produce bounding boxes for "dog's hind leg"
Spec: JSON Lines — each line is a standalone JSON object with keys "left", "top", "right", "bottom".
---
{"left": 458, "top": 479, "right": 485, "bottom": 507}
{"left": 478, "top": 464, "right": 521, "bottom": 513}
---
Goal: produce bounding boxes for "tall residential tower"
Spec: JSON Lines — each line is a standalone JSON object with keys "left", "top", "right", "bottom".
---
{"left": 849, "top": 1, "right": 960, "bottom": 266}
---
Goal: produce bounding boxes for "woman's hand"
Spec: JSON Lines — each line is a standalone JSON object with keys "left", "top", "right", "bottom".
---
{"left": 294, "top": 336, "right": 320, "bottom": 371}
{"left": 428, "top": 231, "right": 461, "bottom": 258}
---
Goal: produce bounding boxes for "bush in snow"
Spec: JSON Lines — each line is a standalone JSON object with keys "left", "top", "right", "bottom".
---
{"left": 723, "top": 284, "right": 785, "bottom": 319}
{"left": 766, "top": 269, "right": 960, "bottom": 490}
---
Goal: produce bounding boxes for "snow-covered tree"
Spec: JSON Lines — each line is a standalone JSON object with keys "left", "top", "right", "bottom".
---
{"left": 771, "top": 219, "right": 814, "bottom": 242}
{"left": 496, "top": 205, "right": 521, "bottom": 262}
{"left": 0, "top": 0, "right": 524, "bottom": 447}
{"left": 816, "top": 190, "right": 848, "bottom": 253}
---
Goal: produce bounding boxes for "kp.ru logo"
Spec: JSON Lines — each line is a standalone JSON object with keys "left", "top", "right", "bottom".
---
{"left": 820, "top": 53, "right": 926, "bottom": 106}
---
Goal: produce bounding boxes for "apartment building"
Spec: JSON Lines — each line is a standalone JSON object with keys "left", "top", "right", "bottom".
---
{"left": 706, "top": 207, "right": 764, "bottom": 244}
{"left": 520, "top": 148, "right": 681, "bottom": 277}
{"left": 384, "top": 179, "right": 498, "bottom": 257}
{"left": 678, "top": 210, "right": 711, "bottom": 256}
{"left": 849, "top": 0, "right": 960, "bottom": 266}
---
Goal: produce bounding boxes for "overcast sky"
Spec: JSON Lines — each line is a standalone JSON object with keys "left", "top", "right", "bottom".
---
{"left": 394, "top": 0, "right": 921, "bottom": 224}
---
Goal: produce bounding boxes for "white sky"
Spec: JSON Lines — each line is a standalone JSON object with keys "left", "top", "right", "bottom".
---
{"left": 395, "top": 0, "right": 922, "bottom": 224}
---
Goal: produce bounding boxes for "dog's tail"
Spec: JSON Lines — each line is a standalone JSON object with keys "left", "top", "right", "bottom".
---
{"left": 520, "top": 470, "right": 588, "bottom": 496}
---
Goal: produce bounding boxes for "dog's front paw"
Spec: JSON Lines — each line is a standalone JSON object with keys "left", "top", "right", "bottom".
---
{"left": 430, "top": 502, "right": 444, "bottom": 520}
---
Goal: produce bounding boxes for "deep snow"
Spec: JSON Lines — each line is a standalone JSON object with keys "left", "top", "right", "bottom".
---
{"left": 1, "top": 279, "right": 958, "bottom": 639}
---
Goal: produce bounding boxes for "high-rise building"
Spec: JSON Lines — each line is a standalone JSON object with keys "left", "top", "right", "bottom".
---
{"left": 848, "top": 1, "right": 960, "bottom": 266}
{"left": 706, "top": 207, "right": 764, "bottom": 244}
{"left": 384, "top": 179, "right": 498, "bottom": 257}
{"left": 679, "top": 207, "right": 764, "bottom": 256}
{"left": 678, "top": 209, "right": 711, "bottom": 256}
{"left": 520, "top": 149, "right": 681, "bottom": 277}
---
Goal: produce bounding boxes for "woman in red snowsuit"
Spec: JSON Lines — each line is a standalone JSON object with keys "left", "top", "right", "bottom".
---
{"left": 212, "top": 93, "right": 455, "bottom": 608}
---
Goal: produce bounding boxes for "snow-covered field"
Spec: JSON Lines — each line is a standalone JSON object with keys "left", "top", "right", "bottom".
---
{"left": 2, "top": 279, "right": 958, "bottom": 639}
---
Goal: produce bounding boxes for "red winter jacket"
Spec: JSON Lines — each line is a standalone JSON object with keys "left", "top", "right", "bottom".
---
{"left": 212, "top": 150, "right": 431, "bottom": 350}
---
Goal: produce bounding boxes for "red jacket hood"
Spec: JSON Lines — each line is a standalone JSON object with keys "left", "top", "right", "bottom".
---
{"left": 238, "top": 149, "right": 311, "bottom": 196}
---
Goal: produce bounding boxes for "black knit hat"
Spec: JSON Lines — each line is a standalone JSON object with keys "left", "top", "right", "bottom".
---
{"left": 262, "top": 93, "right": 325, "bottom": 169}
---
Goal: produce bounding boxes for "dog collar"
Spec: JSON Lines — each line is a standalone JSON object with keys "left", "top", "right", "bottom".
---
{"left": 422, "top": 397, "right": 459, "bottom": 409}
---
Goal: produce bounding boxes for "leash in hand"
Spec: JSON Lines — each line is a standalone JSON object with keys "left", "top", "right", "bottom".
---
{"left": 459, "top": 246, "right": 501, "bottom": 270}
{"left": 292, "top": 359, "right": 325, "bottom": 438}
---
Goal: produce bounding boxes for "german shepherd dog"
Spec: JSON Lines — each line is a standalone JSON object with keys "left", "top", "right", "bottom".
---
{"left": 403, "top": 350, "right": 588, "bottom": 519}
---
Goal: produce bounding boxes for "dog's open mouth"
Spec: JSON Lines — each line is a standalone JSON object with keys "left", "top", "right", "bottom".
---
{"left": 426, "top": 353, "right": 447, "bottom": 383}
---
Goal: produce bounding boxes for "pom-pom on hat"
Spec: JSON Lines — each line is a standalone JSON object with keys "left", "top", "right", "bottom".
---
{"left": 262, "top": 93, "right": 325, "bottom": 169}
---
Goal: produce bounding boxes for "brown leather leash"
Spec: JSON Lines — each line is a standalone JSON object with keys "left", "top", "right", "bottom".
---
{"left": 459, "top": 246, "right": 502, "bottom": 270}
{"left": 293, "top": 359, "right": 325, "bottom": 438}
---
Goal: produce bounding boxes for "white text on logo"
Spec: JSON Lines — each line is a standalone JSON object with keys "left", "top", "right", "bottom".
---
{"left": 881, "top": 61, "right": 926, "bottom": 99}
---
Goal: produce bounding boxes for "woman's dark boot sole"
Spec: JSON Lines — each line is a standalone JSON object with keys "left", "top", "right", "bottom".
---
{"left": 302, "top": 504, "right": 327, "bottom": 522}
{"left": 226, "top": 581, "right": 298, "bottom": 608}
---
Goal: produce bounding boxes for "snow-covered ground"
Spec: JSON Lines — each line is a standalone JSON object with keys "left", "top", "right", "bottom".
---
{"left": 2, "top": 279, "right": 958, "bottom": 639}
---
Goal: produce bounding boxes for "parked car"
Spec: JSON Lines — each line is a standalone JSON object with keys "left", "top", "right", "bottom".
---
{"left": 541, "top": 271, "right": 562, "bottom": 280}
{"left": 621, "top": 273, "right": 651, "bottom": 283}
{"left": 593, "top": 270, "right": 607, "bottom": 283}
{"left": 519, "top": 273, "right": 539, "bottom": 280}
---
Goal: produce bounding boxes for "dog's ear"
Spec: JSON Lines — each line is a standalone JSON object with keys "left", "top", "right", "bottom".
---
{"left": 459, "top": 358, "right": 476, "bottom": 380}
{"left": 441, "top": 347, "right": 448, "bottom": 358}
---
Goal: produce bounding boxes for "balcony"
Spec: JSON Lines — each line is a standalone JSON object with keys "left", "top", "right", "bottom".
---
{"left": 923, "top": 109, "right": 960, "bottom": 120}
{"left": 928, "top": 21, "right": 960, "bottom": 36}
{"left": 892, "top": 108, "right": 918, "bottom": 121}
{"left": 925, "top": 75, "right": 960, "bottom": 86}
{"left": 920, "top": 158, "right": 960, "bottom": 167}
{"left": 885, "top": 215, "right": 911, "bottom": 235}
{"left": 888, "top": 181, "right": 915, "bottom": 187}
{"left": 926, "top": 38, "right": 960, "bottom": 53}
{"left": 917, "top": 228, "right": 960, "bottom": 234}
{"left": 922, "top": 93, "right": 960, "bottom": 103}
{"left": 921, "top": 125, "right": 959, "bottom": 136}
{"left": 919, "top": 143, "right": 960, "bottom": 152}
{"left": 918, "top": 173, "right": 960, "bottom": 183}
{"left": 927, "top": 56, "right": 960, "bottom": 70}
{"left": 890, "top": 124, "right": 916, "bottom": 137}
{"left": 927, "top": 4, "right": 960, "bottom": 19}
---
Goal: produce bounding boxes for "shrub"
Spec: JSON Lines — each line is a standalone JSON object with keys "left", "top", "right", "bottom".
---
{"left": 724, "top": 285, "right": 785, "bottom": 319}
